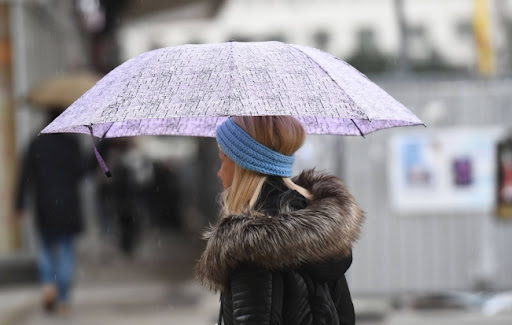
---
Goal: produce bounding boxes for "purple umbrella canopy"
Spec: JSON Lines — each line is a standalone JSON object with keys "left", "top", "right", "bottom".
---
{"left": 41, "top": 41, "right": 423, "bottom": 139}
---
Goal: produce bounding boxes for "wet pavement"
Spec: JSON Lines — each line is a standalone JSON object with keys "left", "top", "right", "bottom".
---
{"left": 1, "top": 229, "right": 216, "bottom": 325}
{"left": 11, "top": 280, "right": 512, "bottom": 325}
{"left": 15, "top": 281, "right": 219, "bottom": 325}
{"left": 4, "top": 230, "right": 512, "bottom": 325}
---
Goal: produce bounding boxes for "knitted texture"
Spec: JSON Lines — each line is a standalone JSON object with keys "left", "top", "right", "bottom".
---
{"left": 216, "top": 118, "right": 295, "bottom": 177}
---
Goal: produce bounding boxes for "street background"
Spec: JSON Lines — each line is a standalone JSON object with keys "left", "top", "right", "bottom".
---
{"left": 1, "top": 0, "right": 512, "bottom": 324}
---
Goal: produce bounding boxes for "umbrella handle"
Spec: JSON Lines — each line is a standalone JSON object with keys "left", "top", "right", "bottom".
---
{"left": 88, "top": 126, "right": 112, "bottom": 178}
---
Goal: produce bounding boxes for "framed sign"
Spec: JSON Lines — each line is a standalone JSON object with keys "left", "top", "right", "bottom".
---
{"left": 389, "top": 128, "right": 504, "bottom": 215}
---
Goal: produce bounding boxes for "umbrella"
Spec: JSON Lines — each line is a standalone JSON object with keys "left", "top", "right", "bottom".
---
{"left": 40, "top": 41, "right": 424, "bottom": 175}
{"left": 27, "top": 72, "right": 102, "bottom": 110}
{"left": 42, "top": 41, "right": 423, "bottom": 137}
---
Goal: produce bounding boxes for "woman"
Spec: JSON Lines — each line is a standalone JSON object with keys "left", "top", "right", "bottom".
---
{"left": 196, "top": 116, "right": 364, "bottom": 325}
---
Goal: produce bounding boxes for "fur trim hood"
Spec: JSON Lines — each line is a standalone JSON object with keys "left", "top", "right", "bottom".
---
{"left": 195, "top": 169, "right": 365, "bottom": 292}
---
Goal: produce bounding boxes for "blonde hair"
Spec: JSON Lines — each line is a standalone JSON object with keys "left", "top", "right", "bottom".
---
{"left": 221, "top": 116, "right": 307, "bottom": 215}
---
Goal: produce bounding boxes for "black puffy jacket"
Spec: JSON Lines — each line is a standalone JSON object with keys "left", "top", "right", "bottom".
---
{"left": 196, "top": 170, "right": 364, "bottom": 325}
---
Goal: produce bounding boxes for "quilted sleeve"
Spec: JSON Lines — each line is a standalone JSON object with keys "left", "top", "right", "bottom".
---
{"left": 226, "top": 268, "right": 283, "bottom": 325}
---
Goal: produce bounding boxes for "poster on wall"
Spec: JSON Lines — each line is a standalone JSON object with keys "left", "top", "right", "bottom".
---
{"left": 496, "top": 137, "right": 512, "bottom": 219}
{"left": 389, "top": 128, "right": 504, "bottom": 215}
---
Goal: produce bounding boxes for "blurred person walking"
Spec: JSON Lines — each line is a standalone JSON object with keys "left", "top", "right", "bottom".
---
{"left": 196, "top": 116, "right": 364, "bottom": 325}
{"left": 97, "top": 138, "right": 153, "bottom": 256}
{"left": 15, "top": 109, "right": 88, "bottom": 315}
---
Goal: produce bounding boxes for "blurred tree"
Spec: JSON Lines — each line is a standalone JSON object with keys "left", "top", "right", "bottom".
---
{"left": 122, "top": 0, "right": 225, "bottom": 20}
{"left": 411, "top": 49, "right": 466, "bottom": 73}
{"left": 313, "top": 30, "right": 330, "bottom": 51}
{"left": 394, "top": 0, "right": 410, "bottom": 73}
{"left": 345, "top": 28, "right": 393, "bottom": 74}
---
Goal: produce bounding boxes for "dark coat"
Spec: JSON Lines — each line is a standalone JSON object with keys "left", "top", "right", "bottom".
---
{"left": 196, "top": 170, "right": 365, "bottom": 325}
{"left": 16, "top": 134, "right": 87, "bottom": 237}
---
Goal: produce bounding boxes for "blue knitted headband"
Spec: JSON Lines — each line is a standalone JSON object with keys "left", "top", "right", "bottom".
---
{"left": 216, "top": 118, "right": 295, "bottom": 177}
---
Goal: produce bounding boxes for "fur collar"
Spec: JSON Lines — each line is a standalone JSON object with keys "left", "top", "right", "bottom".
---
{"left": 195, "top": 169, "right": 364, "bottom": 292}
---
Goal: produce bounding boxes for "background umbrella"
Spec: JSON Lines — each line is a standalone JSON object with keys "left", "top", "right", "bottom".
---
{"left": 28, "top": 72, "right": 102, "bottom": 110}
{"left": 41, "top": 41, "right": 423, "bottom": 139}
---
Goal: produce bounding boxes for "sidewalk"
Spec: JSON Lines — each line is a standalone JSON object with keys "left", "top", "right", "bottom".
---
{"left": 0, "top": 230, "right": 210, "bottom": 325}
{"left": 0, "top": 230, "right": 394, "bottom": 325}
{"left": 0, "top": 280, "right": 220, "bottom": 325}
{"left": 0, "top": 286, "right": 39, "bottom": 325}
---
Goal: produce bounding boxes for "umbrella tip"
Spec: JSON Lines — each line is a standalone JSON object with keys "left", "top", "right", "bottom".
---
{"left": 105, "top": 171, "right": 112, "bottom": 178}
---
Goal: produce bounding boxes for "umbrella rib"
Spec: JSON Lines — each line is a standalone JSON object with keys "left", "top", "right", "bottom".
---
{"left": 350, "top": 119, "right": 366, "bottom": 138}
{"left": 287, "top": 45, "right": 371, "bottom": 121}
{"left": 228, "top": 41, "right": 235, "bottom": 116}
{"left": 101, "top": 122, "right": 115, "bottom": 139}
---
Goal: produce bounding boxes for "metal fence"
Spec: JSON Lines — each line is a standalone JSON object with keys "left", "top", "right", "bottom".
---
{"left": 343, "top": 77, "right": 512, "bottom": 295}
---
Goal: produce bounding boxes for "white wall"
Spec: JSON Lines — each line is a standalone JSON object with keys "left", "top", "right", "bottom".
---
{"left": 119, "top": 0, "right": 496, "bottom": 70}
